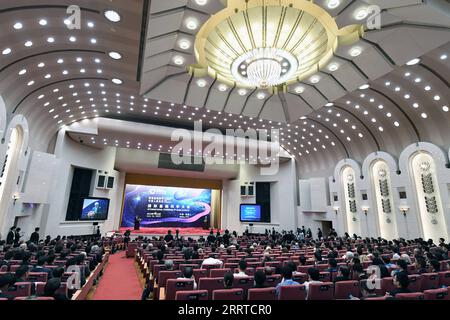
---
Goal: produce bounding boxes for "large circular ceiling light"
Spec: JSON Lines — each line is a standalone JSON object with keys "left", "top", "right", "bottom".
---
{"left": 189, "top": 0, "right": 363, "bottom": 92}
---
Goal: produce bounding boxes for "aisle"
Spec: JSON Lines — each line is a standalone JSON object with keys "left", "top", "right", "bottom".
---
{"left": 92, "top": 251, "right": 142, "bottom": 300}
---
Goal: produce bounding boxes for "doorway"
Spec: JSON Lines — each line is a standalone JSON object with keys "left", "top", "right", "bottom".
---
{"left": 321, "top": 221, "right": 333, "bottom": 237}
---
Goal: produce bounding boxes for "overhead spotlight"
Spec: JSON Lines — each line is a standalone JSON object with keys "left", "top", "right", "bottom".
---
{"left": 295, "top": 86, "right": 304, "bottom": 94}
{"left": 354, "top": 7, "right": 368, "bottom": 20}
{"left": 2, "top": 48, "right": 11, "bottom": 55}
{"left": 13, "top": 22, "right": 23, "bottom": 30}
{"left": 178, "top": 39, "right": 191, "bottom": 50}
{"left": 104, "top": 10, "right": 121, "bottom": 22}
{"left": 218, "top": 84, "right": 228, "bottom": 92}
{"left": 173, "top": 55, "right": 185, "bottom": 65}
{"left": 87, "top": 21, "right": 95, "bottom": 28}
{"left": 325, "top": 103, "right": 334, "bottom": 107}
{"left": 196, "top": 79, "right": 207, "bottom": 88}
{"left": 440, "top": 54, "right": 448, "bottom": 60}
{"left": 39, "top": 19, "right": 48, "bottom": 26}
{"left": 112, "top": 78, "right": 123, "bottom": 85}
{"left": 24, "top": 41, "right": 33, "bottom": 47}
{"left": 69, "top": 36, "right": 76, "bottom": 42}
{"left": 238, "top": 89, "right": 247, "bottom": 96}
{"left": 185, "top": 18, "right": 199, "bottom": 30}
{"left": 406, "top": 58, "right": 420, "bottom": 66}
{"left": 108, "top": 51, "right": 122, "bottom": 60}
{"left": 256, "top": 92, "right": 266, "bottom": 100}
{"left": 195, "top": 0, "right": 208, "bottom": 5}
{"left": 47, "top": 37, "right": 55, "bottom": 43}
{"left": 327, "top": 0, "right": 340, "bottom": 9}
{"left": 327, "top": 62, "right": 339, "bottom": 72}
{"left": 359, "top": 84, "right": 370, "bottom": 90}
{"left": 310, "top": 75, "right": 320, "bottom": 84}
{"left": 349, "top": 47, "right": 362, "bottom": 57}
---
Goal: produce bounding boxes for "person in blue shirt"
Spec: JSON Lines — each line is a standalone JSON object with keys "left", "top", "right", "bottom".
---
{"left": 275, "top": 266, "right": 299, "bottom": 297}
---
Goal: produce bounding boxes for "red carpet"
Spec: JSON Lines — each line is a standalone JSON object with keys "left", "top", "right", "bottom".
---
{"left": 118, "top": 227, "right": 218, "bottom": 236}
{"left": 92, "top": 251, "right": 142, "bottom": 300}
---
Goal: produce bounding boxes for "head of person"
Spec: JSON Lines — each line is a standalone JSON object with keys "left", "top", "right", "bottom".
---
{"left": 264, "top": 267, "right": 273, "bottom": 276}
{"left": 156, "top": 250, "right": 164, "bottom": 262}
{"left": 223, "top": 272, "right": 234, "bottom": 288}
{"left": 281, "top": 266, "right": 293, "bottom": 281}
{"left": 52, "top": 267, "right": 65, "bottom": 279}
{"left": 164, "top": 260, "right": 174, "bottom": 270}
{"left": 352, "top": 263, "right": 364, "bottom": 275}
{"left": 285, "top": 261, "right": 297, "bottom": 273}
{"left": 338, "top": 266, "right": 350, "bottom": 279}
{"left": 329, "top": 258, "right": 337, "bottom": 268}
{"left": 254, "top": 270, "right": 266, "bottom": 287}
{"left": 15, "top": 265, "right": 29, "bottom": 280}
{"left": 0, "top": 273, "right": 15, "bottom": 291}
{"left": 393, "top": 271, "right": 409, "bottom": 289}
{"left": 44, "top": 278, "right": 61, "bottom": 297}
{"left": 360, "top": 279, "right": 377, "bottom": 297}
{"left": 307, "top": 267, "right": 320, "bottom": 282}
{"left": 299, "top": 255, "right": 307, "bottom": 266}
{"left": 238, "top": 260, "right": 247, "bottom": 273}
{"left": 183, "top": 267, "right": 193, "bottom": 279}
{"left": 168, "top": 230, "right": 172, "bottom": 235}
{"left": 396, "top": 259, "right": 408, "bottom": 271}
{"left": 37, "top": 255, "right": 47, "bottom": 266}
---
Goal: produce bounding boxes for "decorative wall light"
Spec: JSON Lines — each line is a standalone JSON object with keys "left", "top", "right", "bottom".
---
{"left": 361, "top": 205, "right": 369, "bottom": 216}
{"left": 399, "top": 204, "right": 409, "bottom": 217}
{"left": 189, "top": 0, "right": 363, "bottom": 93}
{"left": 332, "top": 205, "right": 340, "bottom": 215}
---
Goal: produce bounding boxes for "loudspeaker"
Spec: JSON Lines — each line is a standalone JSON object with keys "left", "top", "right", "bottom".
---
{"left": 96, "top": 173, "right": 106, "bottom": 189}
{"left": 93, "top": 222, "right": 99, "bottom": 226}
{"left": 106, "top": 176, "right": 115, "bottom": 189}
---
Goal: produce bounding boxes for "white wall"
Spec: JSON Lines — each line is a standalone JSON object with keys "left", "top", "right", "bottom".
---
{"left": 221, "top": 159, "right": 298, "bottom": 234}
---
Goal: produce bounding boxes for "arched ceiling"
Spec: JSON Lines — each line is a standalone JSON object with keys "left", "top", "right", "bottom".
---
{"left": 0, "top": 0, "right": 449, "bottom": 176}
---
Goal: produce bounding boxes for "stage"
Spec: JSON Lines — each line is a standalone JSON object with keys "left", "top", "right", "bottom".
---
{"left": 117, "top": 227, "right": 217, "bottom": 236}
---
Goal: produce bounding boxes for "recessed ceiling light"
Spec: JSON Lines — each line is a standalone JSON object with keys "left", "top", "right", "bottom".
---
{"left": 359, "top": 84, "right": 369, "bottom": 90}
{"left": 327, "top": 0, "right": 340, "bottom": 9}
{"left": 442, "top": 106, "right": 449, "bottom": 112}
{"left": 325, "top": 103, "right": 334, "bottom": 107}
{"left": 27, "top": 80, "right": 34, "bottom": 86}
{"left": 90, "top": 38, "right": 97, "bottom": 44}
{"left": 195, "top": 0, "right": 208, "bottom": 5}
{"left": 394, "top": 121, "right": 400, "bottom": 127}
{"left": 108, "top": 51, "right": 122, "bottom": 60}
{"left": 69, "top": 36, "right": 76, "bottom": 42}
{"left": 434, "top": 95, "right": 441, "bottom": 101}
{"left": 349, "top": 47, "right": 362, "bottom": 57}
{"left": 39, "top": 19, "right": 47, "bottom": 26}
{"left": 64, "top": 19, "right": 71, "bottom": 26}
{"left": 327, "top": 62, "right": 339, "bottom": 72}
{"left": 47, "top": 37, "right": 55, "bottom": 43}
{"left": 104, "top": 10, "right": 121, "bottom": 23}
{"left": 57, "top": 58, "right": 64, "bottom": 64}
{"left": 38, "top": 62, "right": 45, "bottom": 68}
{"left": 95, "top": 58, "right": 101, "bottom": 63}
{"left": 238, "top": 89, "right": 247, "bottom": 96}
{"left": 76, "top": 57, "right": 82, "bottom": 62}
{"left": 24, "top": 41, "right": 33, "bottom": 47}
{"left": 112, "top": 78, "right": 123, "bottom": 85}
{"left": 185, "top": 18, "right": 199, "bottom": 30}
{"left": 440, "top": 54, "right": 448, "bottom": 60}
{"left": 173, "top": 55, "right": 185, "bottom": 65}
{"left": 2, "top": 48, "right": 11, "bottom": 55}
{"left": 354, "top": 8, "right": 368, "bottom": 20}
{"left": 13, "top": 22, "right": 23, "bottom": 30}
{"left": 87, "top": 21, "right": 95, "bottom": 28}
{"left": 406, "top": 58, "right": 420, "bottom": 66}
{"left": 18, "top": 69, "right": 27, "bottom": 75}
{"left": 218, "top": 84, "right": 228, "bottom": 92}
{"left": 421, "top": 113, "right": 428, "bottom": 119}
{"left": 80, "top": 68, "right": 86, "bottom": 73}
{"left": 178, "top": 39, "right": 191, "bottom": 50}
{"left": 257, "top": 92, "right": 266, "bottom": 100}
{"left": 310, "top": 75, "right": 320, "bottom": 84}
{"left": 294, "top": 86, "right": 304, "bottom": 94}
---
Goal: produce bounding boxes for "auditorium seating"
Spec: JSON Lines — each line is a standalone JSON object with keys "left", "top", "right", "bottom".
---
{"left": 308, "top": 283, "right": 334, "bottom": 300}
{"left": 334, "top": 281, "right": 360, "bottom": 299}
{"left": 278, "top": 285, "right": 307, "bottom": 300}
{"left": 198, "top": 277, "right": 225, "bottom": 297}
{"left": 175, "top": 290, "right": 209, "bottom": 301}
{"left": 420, "top": 273, "right": 440, "bottom": 291}
{"left": 165, "top": 279, "right": 194, "bottom": 300}
{"left": 248, "top": 287, "right": 277, "bottom": 300}
{"left": 212, "top": 289, "right": 244, "bottom": 300}
{"left": 423, "top": 288, "right": 449, "bottom": 300}
{"left": 395, "top": 292, "right": 425, "bottom": 300}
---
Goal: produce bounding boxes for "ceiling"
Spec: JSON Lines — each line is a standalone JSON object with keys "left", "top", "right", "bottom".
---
{"left": 0, "top": 0, "right": 449, "bottom": 177}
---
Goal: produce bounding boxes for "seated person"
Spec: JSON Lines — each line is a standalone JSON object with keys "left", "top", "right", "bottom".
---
{"left": 327, "top": 258, "right": 339, "bottom": 273}
{"left": 350, "top": 279, "right": 383, "bottom": 300}
{"left": 43, "top": 278, "right": 68, "bottom": 300}
{"left": 304, "top": 267, "right": 322, "bottom": 299}
{"left": 334, "top": 266, "right": 350, "bottom": 282}
{"left": 352, "top": 263, "right": 368, "bottom": 281}
{"left": 223, "top": 272, "right": 234, "bottom": 289}
{"left": 177, "top": 267, "right": 197, "bottom": 290}
{"left": 164, "top": 260, "right": 174, "bottom": 271}
{"left": 235, "top": 260, "right": 248, "bottom": 278}
{"left": 0, "top": 274, "right": 16, "bottom": 300}
{"left": 14, "top": 265, "right": 29, "bottom": 283}
{"left": 298, "top": 255, "right": 307, "bottom": 266}
{"left": 391, "top": 259, "right": 408, "bottom": 277}
{"left": 201, "top": 249, "right": 223, "bottom": 269}
{"left": 275, "top": 266, "right": 300, "bottom": 297}
{"left": 253, "top": 270, "right": 266, "bottom": 288}
{"left": 386, "top": 272, "right": 410, "bottom": 298}
{"left": 30, "top": 256, "right": 53, "bottom": 280}
{"left": 264, "top": 267, "right": 274, "bottom": 276}
{"left": 415, "top": 257, "right": 428, "bottom": 274}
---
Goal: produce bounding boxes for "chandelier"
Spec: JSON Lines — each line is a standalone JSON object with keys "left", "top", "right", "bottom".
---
{"left": 189, "top": 0, "right": 363, "bottom": 92}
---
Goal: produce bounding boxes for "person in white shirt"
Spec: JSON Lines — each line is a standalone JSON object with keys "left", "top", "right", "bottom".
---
{"left": 303, "top": 267, "right": 322, "bottom": 300}
{"left": 234, "top": 260, "right": 248, "bottom": 278}
{"left": 201, "top": 251, "right": 223, "bottom": 268}
{"left": 177, "top": 267, "right": 197, "bottom": 290}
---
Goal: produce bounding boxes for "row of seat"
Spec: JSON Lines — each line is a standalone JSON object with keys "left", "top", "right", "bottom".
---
{"left": 159, "top": 279, "right": 450, "bottom": 300}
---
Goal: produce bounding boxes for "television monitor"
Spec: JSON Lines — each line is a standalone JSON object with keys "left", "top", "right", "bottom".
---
{"left": 240, "top": 204, "right": 262, "bottom": 222}
{"left": 80, "top": 198, "right": 110, "bottom": 220}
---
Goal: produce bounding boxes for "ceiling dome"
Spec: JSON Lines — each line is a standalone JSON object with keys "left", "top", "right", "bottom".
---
{"left": 190, "top": 0, "right": 363, "bottom": 92}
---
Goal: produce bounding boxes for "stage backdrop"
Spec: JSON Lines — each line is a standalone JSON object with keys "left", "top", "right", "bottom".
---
{"left": 121, "top": 185, "right": 213, "bottom": 228}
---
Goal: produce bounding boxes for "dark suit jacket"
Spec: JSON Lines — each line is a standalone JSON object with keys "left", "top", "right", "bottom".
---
{"left": 30, "top": 266, "right": 53, "bottom": 279}
{"left": 30, "top": 232, "right": 39, "bottom": 243}
{"left": 6, "top": 231, "right": 14, "bottom": 244}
